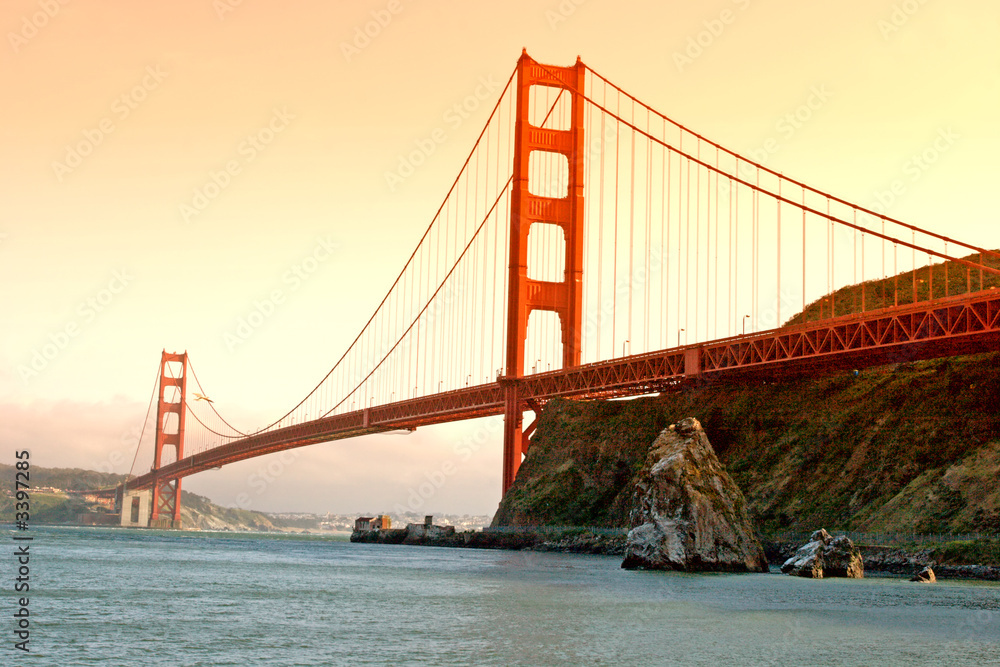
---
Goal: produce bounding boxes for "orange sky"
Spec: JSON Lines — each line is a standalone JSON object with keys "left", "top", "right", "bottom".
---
{"left": 2, "top": 0, "right": 998, "bottom": 514}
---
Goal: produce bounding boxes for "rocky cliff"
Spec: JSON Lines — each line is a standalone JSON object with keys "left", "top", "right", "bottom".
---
{"left": 621, "top": 418, "right": 768, "bottom": 572}
{"left": 493, "top": 352, "right": 1000, "bottom": 535}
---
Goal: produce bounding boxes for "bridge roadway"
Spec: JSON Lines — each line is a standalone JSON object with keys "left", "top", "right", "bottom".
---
{"left": 101, "top": 288, "right": 1000, "bottom": 497}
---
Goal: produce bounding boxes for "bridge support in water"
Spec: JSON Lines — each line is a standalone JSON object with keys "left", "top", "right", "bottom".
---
{"left": 503, "top": 52, "right": 586, "bottom": 494}
{"left": 119, "top": 488, "right": 152, "bottom": 527}
{"left": 149, "top": 350, "right": 187, "bottom": 529}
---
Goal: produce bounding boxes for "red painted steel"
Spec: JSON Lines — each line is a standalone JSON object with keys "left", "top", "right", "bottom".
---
{"left": 504, "top": 52, "right": 587, "bottom": 494}
{"left": 86, "top": 53, "right": 1000, "bottom": 508}
{"left": 149, "top": 351, "right": 187, "bottom": 528}
{"left": 89, "top": 289, "right": 1000, "bottom": 501}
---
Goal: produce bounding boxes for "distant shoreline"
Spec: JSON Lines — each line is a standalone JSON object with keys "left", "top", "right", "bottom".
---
{"left": 350, "top": 527, "right": 1000, "bottom": 581}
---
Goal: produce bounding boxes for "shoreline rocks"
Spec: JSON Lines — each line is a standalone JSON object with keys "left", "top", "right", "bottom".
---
{"left": 350, "top": 526, "right": 626, "bottom": 554}
{"left": 780, "top": 529, "right": 864, "bottom": 579}
{"left": 621, "top": 418, "right": 768, "bottom": 572}
{"left": 349, "top": 529, "right": 1000, "bottom": 580}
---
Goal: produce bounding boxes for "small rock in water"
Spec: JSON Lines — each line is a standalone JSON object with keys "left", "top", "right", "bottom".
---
{"left": 781, "top": 529, "right": 864, "bottom": 579}
{"left": 621, "top": 417, "right": 768, "bottom": 573}
{"left": 910, "top": 566, "right": 936, "bottom": 583}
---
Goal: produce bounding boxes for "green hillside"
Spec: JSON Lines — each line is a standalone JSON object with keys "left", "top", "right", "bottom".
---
{"left": 787, "top": 249, "right": 1000, "bottom": 326}
{"left": 0, "top": 464, "right": 303, "bottom": 531}
{"left": 495, "top": 352, "right": 1000, "bottom": 534}
{"left": 495, "top": 249, "right": 1000, "bottom": 535}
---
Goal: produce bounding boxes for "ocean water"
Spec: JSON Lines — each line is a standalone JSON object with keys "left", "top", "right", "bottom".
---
{"left": 6, "top": 527, "right": 999, "bottom": 666}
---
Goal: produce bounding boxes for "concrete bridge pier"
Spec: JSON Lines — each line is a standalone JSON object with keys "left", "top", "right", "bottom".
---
{"left": 119, "top": 489, "right": 152, "bottom": 527}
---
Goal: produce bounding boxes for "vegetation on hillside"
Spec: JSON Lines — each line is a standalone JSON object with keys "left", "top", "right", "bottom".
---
{"left": 786, "top": 250, "right": 1000, "bottom": 326}
{"left": 0, "top": 465, "right": 128, "bottom": 493}
{"left": 498, "top": 250, "right": 1000, "bottom": 534}
{"left": 495, "top": 352, "right": 1000, "bottom": 535}
{"left": 0, "top": 464, "right": 305, "bottom": 531}
{"left": 930, "top": 538, "right": 1000, "bottom": 566}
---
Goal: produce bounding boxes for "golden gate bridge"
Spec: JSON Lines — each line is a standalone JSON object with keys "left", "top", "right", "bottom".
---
{"left": 85, "top": 51, "right": 1000, "bottom": 528}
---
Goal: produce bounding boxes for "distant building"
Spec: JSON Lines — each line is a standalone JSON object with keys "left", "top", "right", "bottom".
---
{"left": 354, "top": 515, "right": 391, "bottom": 531}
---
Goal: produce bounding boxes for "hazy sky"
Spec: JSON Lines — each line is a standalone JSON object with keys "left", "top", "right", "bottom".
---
{"left": 2, "top": 0, "right": 998, "bottom": 515}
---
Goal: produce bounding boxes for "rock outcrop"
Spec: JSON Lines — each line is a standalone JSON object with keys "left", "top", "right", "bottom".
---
{"left": 910, "top": 566, "right": 936, "bottom": 583}
{"left": 621, "top": 417, "right": 768, "bottom": 572}
{"left": 781, "top": 529, "right": 864, "bottom": 578}
{"left": 402, "top": 523, "right": 456, "bottom": 544}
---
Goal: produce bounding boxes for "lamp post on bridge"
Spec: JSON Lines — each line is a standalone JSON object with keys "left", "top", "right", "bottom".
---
{"left": 742, "top": 314, "right": 750, "bottom": 336}
{"left": 677, "top": 329, "right": 684, "bottom": 348}
{"left": 623, "top": 339, "right": 629, "bottom": 357}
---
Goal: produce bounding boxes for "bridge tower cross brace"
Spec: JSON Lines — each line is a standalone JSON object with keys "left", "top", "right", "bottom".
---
{"left": 503, "top": 52, "right": 586, "bottom": 495}
{"left": 150, "top": 350, "right": 187, "bottom": 529}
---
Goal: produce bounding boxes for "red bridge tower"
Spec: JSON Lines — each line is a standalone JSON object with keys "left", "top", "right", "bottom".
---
{"left": 150, "top": 350, "right": 187, "bottom": 528}
{"left": 503, "top": 52, "right": 587, "bottom": 494}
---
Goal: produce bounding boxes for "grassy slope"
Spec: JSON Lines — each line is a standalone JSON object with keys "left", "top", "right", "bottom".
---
{"left": 497, "top": 251, "right": 1000, "bottom": 533}
{"left": 0, "top": 465, "right": 127, "bottom": 492}
{"left": 785, "top": 250, "right": 1000, "bottom": 326}
{"left": 495, "top": 353, "right": 1000, "bottom": 535}
{"left": 0, "top": 464, "right": 298, "bottom": 530}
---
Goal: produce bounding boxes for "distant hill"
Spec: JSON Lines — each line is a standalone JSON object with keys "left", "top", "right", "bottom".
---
{"left": 0, "top": 464, "right": 312, "bottom": 532}
{"left": 1, "top": 465, "right": 128, "bottom": 493}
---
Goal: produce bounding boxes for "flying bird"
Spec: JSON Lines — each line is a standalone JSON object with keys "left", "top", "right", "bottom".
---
{"left": 193, "top": 392, "right": 214, "bottom": 403}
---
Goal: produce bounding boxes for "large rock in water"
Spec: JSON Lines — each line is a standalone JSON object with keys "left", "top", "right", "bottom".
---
{"left": 621, "top": 417, "right": 768, "bottom": 572}
{"left": 780, "top": 529, "right": 864, "bottom": 578}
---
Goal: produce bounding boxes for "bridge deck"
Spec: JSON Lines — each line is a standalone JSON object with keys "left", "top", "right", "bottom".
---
{"left": 97, "top": 288, "right": 1000, "bottom": 498}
